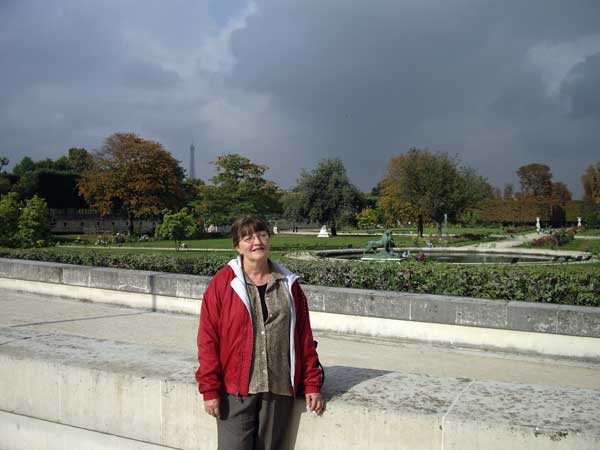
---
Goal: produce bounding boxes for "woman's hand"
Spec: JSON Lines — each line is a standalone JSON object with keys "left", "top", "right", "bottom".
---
{"left": 306, "top": 392, "right": 324, "bottom": 415}
{"left": 204, "top": 398, "right": 220, "bottom": 417}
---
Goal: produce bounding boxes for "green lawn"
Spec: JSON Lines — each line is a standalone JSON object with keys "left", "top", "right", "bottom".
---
{"left": 518, "top": 235, "right": 600, "bottom": 257}
{"left": 55, "top": 232, "right": 502, "bottom": 252}
{"left": 558, "top": 238, "right": 600, "bottom": 255}
{"left": 577, "top": 229, "right": 600, "bottom": 236}
{"left": 352, "top": 226, "right": 525, "bottom": 235}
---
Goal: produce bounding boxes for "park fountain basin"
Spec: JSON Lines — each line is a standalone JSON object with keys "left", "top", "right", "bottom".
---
{"left": 301, "top": 247, "right": 593, "bottom": 264}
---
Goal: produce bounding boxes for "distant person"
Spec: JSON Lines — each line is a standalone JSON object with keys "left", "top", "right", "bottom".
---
{"left": 196, "top": 215, "right": 324, "bottom": 450}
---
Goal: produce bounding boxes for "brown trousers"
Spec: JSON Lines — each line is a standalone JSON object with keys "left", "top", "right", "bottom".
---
{"left": 217, "top": 392, "right": 294, "bottom": 450}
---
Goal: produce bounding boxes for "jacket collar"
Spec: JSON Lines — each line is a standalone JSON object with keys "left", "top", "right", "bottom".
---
{"left": 227, "top": 256, "right": 299, "bottom": 311}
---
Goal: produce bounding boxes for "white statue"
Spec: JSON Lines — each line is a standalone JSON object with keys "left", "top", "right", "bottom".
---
{"left": 317, "top": 225, "right": 330, "bottom": 238}
{"left": 536, "top": 217, "right": 541, "bottom": 233}
{"left": 577, "top": 217, "right": 582, "bottom": 228}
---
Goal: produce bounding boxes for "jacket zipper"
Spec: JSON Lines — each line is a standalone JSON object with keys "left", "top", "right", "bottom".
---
{"left": 238, "top": 272, "right": 253, "bottom": 397}
{"left": 237, "top": 317, "right": 247, "bottom": 396}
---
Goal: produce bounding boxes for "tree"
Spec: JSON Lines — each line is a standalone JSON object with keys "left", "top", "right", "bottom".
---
{"left": 55, "top": 148, "right": 92, "bottom": 173}
{"left": 286, "top": 159, "right": 363, "bottom": 235}
{"left": 503, "top": 183, "right": 515, "bottom": 200}
{"left": 193, "top": 154, "right": 281, "bottom": 226}
{"left": 157, "top": 208, "right": 197, "bottom": 250}
{"left": 0, "top": 192, "right": 21, "bottom": 247}
{"left": 582, "top": 163, "right": 600, "bottom": 205}
{"left": 280, "top": 191, "right": 308, "bottom": 225}
{"left": 549, "top": 182, "right": 572, "bottom": 227}
{"left": 12, "top": 157, "right": 36, "bottom": 177}
{"left": 516, "top": 163, "right": 553, "bottom": 198}
{"left": 17, "top": 195, "right": 50, "bottom": 247}
{"left": 8, "top": 153, "right": 90, "bottom": 208}
{"left": 356, "top": 207, "right": 378, "bottom": 229}
{"left": 79, "top": 133, "right": 186, "bottom": 234}
{"left": 379, "top": 149, "right": 491, "bottom": 236}
{"left": 377, "top": 193, "right": 420, "bottom": 228}
{"left": 0, "top": 157, "right": 10, "bottom": 195}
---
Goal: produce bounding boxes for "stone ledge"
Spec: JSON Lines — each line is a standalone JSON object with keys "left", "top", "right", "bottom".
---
{"left": 1, "top": 257, "right": 599, "bottom": 338}
{"left": 0, "top": 328, "right": 597, "bottom": 450}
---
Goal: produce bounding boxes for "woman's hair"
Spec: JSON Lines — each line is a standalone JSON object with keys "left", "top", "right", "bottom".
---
{"left": 231, "top": 215, "right": 270, "bottom": 247}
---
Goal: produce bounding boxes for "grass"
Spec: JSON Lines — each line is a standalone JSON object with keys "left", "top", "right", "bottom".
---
{"left": 577, "top": 228, "right": 600, "bottom": 236}
{"left": 518, "top": 235, "right": 600, "bottom": 258}
{"left": 352, "top": 226, "right": 527, "bottom": 235}
{"left": 55, "top": 231, "right": 504, "bottom": 252}
{"left": 557, "top": 238, "right": 600, "bottom": 255}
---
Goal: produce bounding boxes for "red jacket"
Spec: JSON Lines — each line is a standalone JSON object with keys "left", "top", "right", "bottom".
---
{"left": 195, "top": 257, "right": 322, "bottom": 401}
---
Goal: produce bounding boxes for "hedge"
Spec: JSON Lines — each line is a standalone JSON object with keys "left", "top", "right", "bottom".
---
{"left": 0, "top": 248, "right": 598, "bottom": 307}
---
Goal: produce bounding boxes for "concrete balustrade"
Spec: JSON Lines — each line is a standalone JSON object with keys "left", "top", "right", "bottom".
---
{"left": 1, "top": 258, "right": 599, "bottom": 449}
{"left": 1, "top": 326, "right": 599, "bottom": 450}
{"left": 1, "top": 257, "right": 599, "bottom": 359}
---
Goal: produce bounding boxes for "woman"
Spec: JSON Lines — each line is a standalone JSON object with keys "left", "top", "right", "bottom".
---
{"left": 196, "top": 215, "right": 324, "bottom": 450}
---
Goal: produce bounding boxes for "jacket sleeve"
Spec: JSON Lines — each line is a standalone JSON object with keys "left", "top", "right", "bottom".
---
{"left": 293, "top": 281, "right": 322, "bottom": 394}
{"left": 195, "top": 279, "right": 222, "bottom": 401}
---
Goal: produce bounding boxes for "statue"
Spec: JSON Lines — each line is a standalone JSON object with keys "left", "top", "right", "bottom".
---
{"left": 365, "top": 230, "right": 395, "bottom": 254}
{"left": 317, "top": 225, "right": 330, "bottom": 238}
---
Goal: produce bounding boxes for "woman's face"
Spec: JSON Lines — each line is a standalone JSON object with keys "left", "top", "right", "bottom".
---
{"left": 236, "top": 229, "right": 271, "bottom": 264}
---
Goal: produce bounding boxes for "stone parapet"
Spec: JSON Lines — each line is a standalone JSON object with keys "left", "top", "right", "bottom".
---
{"left": 0, "top": 327, "right": 598, "bottom": 450}
{"left": 1, "top": 257, "right": 599, "bottom": 340}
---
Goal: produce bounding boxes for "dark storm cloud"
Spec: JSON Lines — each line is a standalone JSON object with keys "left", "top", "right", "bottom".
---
{"left": 1, "top": 0, "right": 599, "bottom": 197}
{"left": 226, "top": 0, "right": 600, "bottom": 195}
{"left": 562, "top": 52, "right": 600, "bottom": 119}
{"left": 0, "top": 0, "right": 219, "bottom": 167}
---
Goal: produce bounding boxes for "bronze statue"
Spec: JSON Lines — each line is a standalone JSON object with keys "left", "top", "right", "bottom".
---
{"left": 365, "top": 230, "right": 395, "bottom": 254}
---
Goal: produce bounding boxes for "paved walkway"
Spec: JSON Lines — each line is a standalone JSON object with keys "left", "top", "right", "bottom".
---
{"left": 461, "top": 231, "right": 541, "bottom": 249}
{"left": 2, "top": 289, "right": 599, "bottom": 391}
{"left": 575, "top": 235, "right": 600, "bottom": 240}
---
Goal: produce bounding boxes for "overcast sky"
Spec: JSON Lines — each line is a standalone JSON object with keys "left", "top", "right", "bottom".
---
{"left": 1, "top": 0, "right": 599, "bottom": 198}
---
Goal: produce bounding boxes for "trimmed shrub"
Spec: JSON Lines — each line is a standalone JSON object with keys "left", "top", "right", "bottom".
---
{"left": 0, "top": 248, "right": 598, "bottom": 306}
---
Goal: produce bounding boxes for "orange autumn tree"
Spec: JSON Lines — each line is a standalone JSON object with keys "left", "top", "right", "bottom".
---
{"left": 79, "top": 133, "right": 186, "bottom": 233}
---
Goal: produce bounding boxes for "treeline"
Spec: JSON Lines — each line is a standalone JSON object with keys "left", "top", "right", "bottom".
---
{"left": 1, "top": 134, "right": 600, "bottom": 240}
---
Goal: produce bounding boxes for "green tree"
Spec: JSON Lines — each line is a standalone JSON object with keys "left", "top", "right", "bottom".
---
{"left": 0, "top": 192, "right": 21, "bottom": 247}
{"left": 287, "top": 159, "right": 363, "bottom": 235}
{"left": 12, "top": 156, "right": 36, "bottom": 176}
{"left": 17, "top": 195, "right": 50, "bottom": 247}
{"left": 356, "top": 207, "right": 378, "bottom": 229}
{"left": 380, "top": 149, "right": 491, "bottom": 236}
{"left": 79, "top": 133, "right": 186, "bottom": 233}
{"left": 157, "top": 208, "right": 198, "bottom": 250}
{"left": 0, "top": 157, "right": 10, "bottom": 195}
{"left": 9, "top": 153, "right": 90, "bottom": 208}
{"left": 280, "top": 191, "right": 308, "bottom": 225}
{"left": 193, "top": 154, "right": 281, "bottom": 226}
{"left": 55, "top": 148, "right": 92, "bottom": 173}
